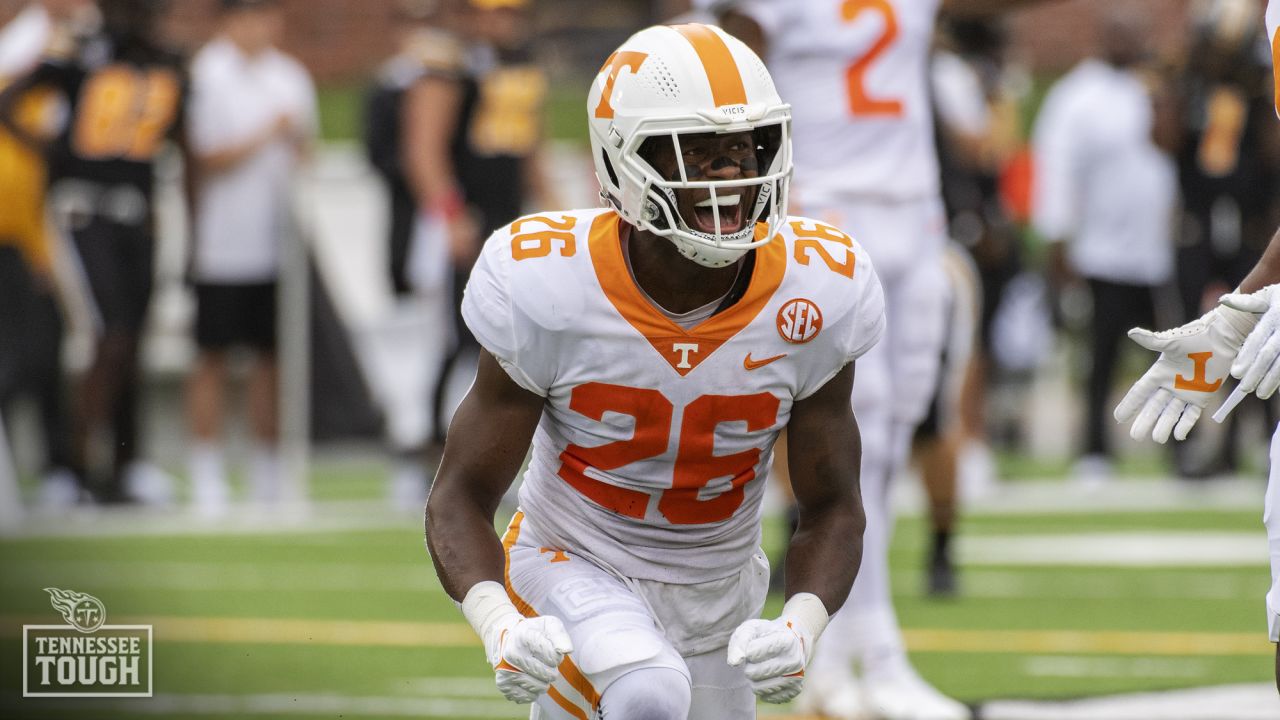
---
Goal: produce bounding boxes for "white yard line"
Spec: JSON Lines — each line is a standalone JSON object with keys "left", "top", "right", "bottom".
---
{"left": 960, "top": 532, "right": 1268, "bottom": 567}
{"left": 895, "top": 569, "right": 1257, "bottom": 600}
{"left": 981, "top": 682, "right": 1280, "bottom": 720}
{"left": 2, "top": 559, "right": 440, "bottom": 592}
{"left": 1022, "top": 656, "right": 1210, "bottom": 679}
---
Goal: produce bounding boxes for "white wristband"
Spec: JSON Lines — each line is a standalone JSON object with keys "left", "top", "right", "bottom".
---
{"left": 780, "top": 592, "right": 830, "bottom": 659}
{"left": 460, "top": 580, "right": 523, "bottom": 660}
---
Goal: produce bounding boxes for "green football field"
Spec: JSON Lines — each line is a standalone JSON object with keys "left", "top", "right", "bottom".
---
{"left": 0, "top": 464, "right": 1275, "bottom": 719}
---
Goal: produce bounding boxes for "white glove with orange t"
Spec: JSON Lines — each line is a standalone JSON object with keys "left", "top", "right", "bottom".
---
{"left": 460, "top": 581, "right": 573, "bottom": 703}
{"left": 1115, "top": 303, "right": 1258, "bottom": 443}
{"left": 727, "top": 592, "right": 829, "bottom": 704}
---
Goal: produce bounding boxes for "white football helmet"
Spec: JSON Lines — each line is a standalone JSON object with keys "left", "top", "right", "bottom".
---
{"left": 586, "top": 23, "right": 792, "bottom": 268}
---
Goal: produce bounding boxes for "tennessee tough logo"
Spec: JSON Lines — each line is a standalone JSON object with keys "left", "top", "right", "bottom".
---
{"left": 777, "top": 298, "right": 822, "bottom": 344}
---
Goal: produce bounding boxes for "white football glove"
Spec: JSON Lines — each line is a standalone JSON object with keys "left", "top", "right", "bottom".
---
{"left": 460, "top": 581, "right": 573, "bottom": 704}
{"left": 1114, "top": 305, "right": 1258, "bottom": 443}
{"left": 727, "top": 593, "right": 829, "bottom": 704}
{"left": 1221, "top": 285, "right": 1280, "bottom": 399}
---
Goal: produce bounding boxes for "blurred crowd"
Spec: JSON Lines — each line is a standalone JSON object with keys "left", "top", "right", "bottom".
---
{"left": 0, "top": 0, "right": 1277, "bottom": 521}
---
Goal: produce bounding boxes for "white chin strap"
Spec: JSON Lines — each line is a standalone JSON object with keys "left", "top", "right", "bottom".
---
{"left": 671, "top": 235, "right": 751, "bottom": 268}
{"left": 646, "top": 187, "right": 759, "bottom": 268}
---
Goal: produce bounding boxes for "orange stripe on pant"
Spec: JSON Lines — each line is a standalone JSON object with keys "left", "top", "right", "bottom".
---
{"left": 499, "top": 511, "right": 603, "bottom": 711}
{"left": 548, "top": 686, "right": 590, "bottom": 720}
{"left": 670, "top": 24, "right": 748, "bottom": 107}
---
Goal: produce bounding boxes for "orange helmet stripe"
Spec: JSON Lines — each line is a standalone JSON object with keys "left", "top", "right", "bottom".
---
{"left": 670, "top": 24, "right": 748, "bottom": 107}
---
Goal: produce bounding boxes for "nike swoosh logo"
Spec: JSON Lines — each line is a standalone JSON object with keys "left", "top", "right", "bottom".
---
{"left": 744, "top": 353, "right": 786, "bottom": 371}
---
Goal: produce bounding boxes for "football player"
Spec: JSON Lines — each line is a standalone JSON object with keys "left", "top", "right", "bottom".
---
{"left": 0, "top": 0, "right": 187, "bottom": 502}
{"left": 426, "top": 23, "right": 886, "bottom": 719}
{"left": 1117, "top": 0, "right": 1280, "bottom": 694}
{"left": 712, "top": 1, "right": 1046, "bottom": 717}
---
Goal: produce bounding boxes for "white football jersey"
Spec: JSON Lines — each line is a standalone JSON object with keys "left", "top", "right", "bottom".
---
{"left": 736, "top": 0, "right": 942, "bottom": 200}
{"left": 463, "top": 208, "right": 885, "bottom": 584}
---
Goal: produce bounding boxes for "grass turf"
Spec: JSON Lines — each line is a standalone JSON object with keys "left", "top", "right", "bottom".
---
{"left": 0, "top": 472, "right": 1272, "bottom": 718}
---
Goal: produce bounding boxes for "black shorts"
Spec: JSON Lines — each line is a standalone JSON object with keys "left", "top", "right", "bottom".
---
{"left": 194, "top": 282, "right": 277, "bottom": 352}
{"left": 72, "top": 220, "right": 154, "bottom": 334}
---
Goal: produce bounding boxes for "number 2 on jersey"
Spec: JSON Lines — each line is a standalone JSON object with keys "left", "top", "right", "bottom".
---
{"left": 842, "top": 0, "right": 903, "bottom": 117}
{"left": 557, "top": 383, "right": 780, "bottom": 525}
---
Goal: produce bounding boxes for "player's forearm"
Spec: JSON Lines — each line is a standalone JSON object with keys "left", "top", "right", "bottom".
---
{"left": 197, "top": 126, "right": 276, "bottom": 174}
{"left": 403, "top": 79, "right": 463, "bottom": 213}
{"left": 785, "top": 498, "right": 864, "bottom": 613}
{"left": 425, "top": 489, "right": 508, "bottom": 602}
{"left": 1239, "top": 227, "right": 1280, "bottom": 294}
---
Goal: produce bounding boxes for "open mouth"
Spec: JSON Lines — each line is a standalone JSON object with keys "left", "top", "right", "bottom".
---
{"left": 690, "top": 192, "right": 747, "bottom": 234}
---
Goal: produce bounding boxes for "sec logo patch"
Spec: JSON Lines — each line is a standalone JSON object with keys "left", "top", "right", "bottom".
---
{"left": 777, "top": 298, "right": 822, "bottom": 344}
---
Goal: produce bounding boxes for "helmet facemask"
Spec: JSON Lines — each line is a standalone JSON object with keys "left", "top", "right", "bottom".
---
{"left": 613, "top": 120, "right": 791, "bottom": 268}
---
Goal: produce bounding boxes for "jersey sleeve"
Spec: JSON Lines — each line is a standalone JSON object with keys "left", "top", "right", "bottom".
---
{"left": 460, "top": 228, "right": 557, "bottom": 396}
{"left": 845, "top": 252, "right": 886, "bottom": 362}
{"left": 793, "top": 236, "right": 886, "bottom": 400}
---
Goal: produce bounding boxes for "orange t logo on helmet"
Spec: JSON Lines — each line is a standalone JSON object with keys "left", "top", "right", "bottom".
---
{"left": 593, "top": 52, "right": 648, "bottom": 119}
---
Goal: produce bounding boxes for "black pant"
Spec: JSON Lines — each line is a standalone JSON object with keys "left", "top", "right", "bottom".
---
{"left": 1086, "top": 278, "right": 1157, "bottom": 458}
{"left": 70, "top": 219, "right": 154, "bottom": 498}
{"left": 0, "top": 246, "right": 72, "bottom": 474}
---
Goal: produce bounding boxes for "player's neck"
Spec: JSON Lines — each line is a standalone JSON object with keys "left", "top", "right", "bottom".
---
{"left": 623, "top": 223, "right": 742, "bottom": 315}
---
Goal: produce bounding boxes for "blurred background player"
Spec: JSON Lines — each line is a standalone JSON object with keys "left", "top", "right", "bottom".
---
{"left": 916, "top": 14, "right": 1021, "bottom": 598}
{"left": 0, "top": 0, "right": 92, "bottom": 509}
{"left": 1168, "top": 0, "right": 1280, "bottom": 479}
{"left": 1117, "top": 0, "right": 1280, "bottom": 693}
{"left": 388, "top": 0, "right": 554, "bottom": 504}
{"left": 1032, "top": 6, "right": 1180, "bottom": 486}
{"left": 366, "top": 0, "right": 455, "bottom": 300}
{"left": 717, "top": 1, "right": 1042, "bottom": 717}
{"left": 184, "top": 0, "right": 316, "bottom": 516}
{"left": 0, "top": 0, "right": 187, "bottom": 504}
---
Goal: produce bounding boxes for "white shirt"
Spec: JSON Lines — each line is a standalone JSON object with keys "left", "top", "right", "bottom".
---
{"left": 0, "top": 4, "right": 49, "bottom": 78}
{"left": 1031, "top": 60, "right": 1176, "bottom": 286}
{"left": 735, "top": 0, "right": 942, "bottom": 201}
{"left": 189, "top": 38, "right": 317, "bottom": 283}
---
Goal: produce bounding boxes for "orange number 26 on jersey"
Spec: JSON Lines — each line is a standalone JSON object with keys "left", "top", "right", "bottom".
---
{"left": 842, "top": 0, "right": 903, "bottom": 118}
{"left": 557, "top": 383, "right": 780, "bottom": 525}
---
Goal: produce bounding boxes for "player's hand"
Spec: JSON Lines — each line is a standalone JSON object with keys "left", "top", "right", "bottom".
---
{"left": 485, "top": 614, "right": 573, "bottom": 703}
{"left": 461, "top": 581, "right": 573, "bottom": 705}
{"left": 1221, "top": 285, "right": 1280, "bottom": 399}
{"left": 727, "top": 617, "right": 809, "bottom": 703}
{"left": 1114, "top": 305, "right": 1258, "bottom": 443}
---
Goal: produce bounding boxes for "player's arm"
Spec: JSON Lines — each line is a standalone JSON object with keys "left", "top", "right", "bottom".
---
{"left": 0, "top": 65, "right": 58, "bottom": 153}
{"left": 941, "top": 0, "right": 1059, "bottom": 17}
{"left": 426, "top": 349, "right": 542, "bottom": 599}
{"left": 402, "top": 73, "right": 476, "bottom": 260}
{"left": 719, "top": 10, "right": 767, "bottom": 57}
{"left": 425, "top": 350, "right": 572, "bottom": 704}
{"left": 782, "top": 361, "right": 863, "bottom": 609}
{"left": 728, "top": 362, "right": 862, "bottom": 704}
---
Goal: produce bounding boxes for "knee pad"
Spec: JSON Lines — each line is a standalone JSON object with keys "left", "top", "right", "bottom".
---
{"left": 598, "top": 667, "right": 691, "bottom": 720}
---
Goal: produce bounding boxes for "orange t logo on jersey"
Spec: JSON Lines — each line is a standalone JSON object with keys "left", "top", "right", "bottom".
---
{"left": 539, "top": 547, "right": 570, "bottom": 563}
{"left": 1174, "top": 352, "right": 1224, "bottom": 393}
{"left": 593, "top": 51, "right": 648, "bottom": 119}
